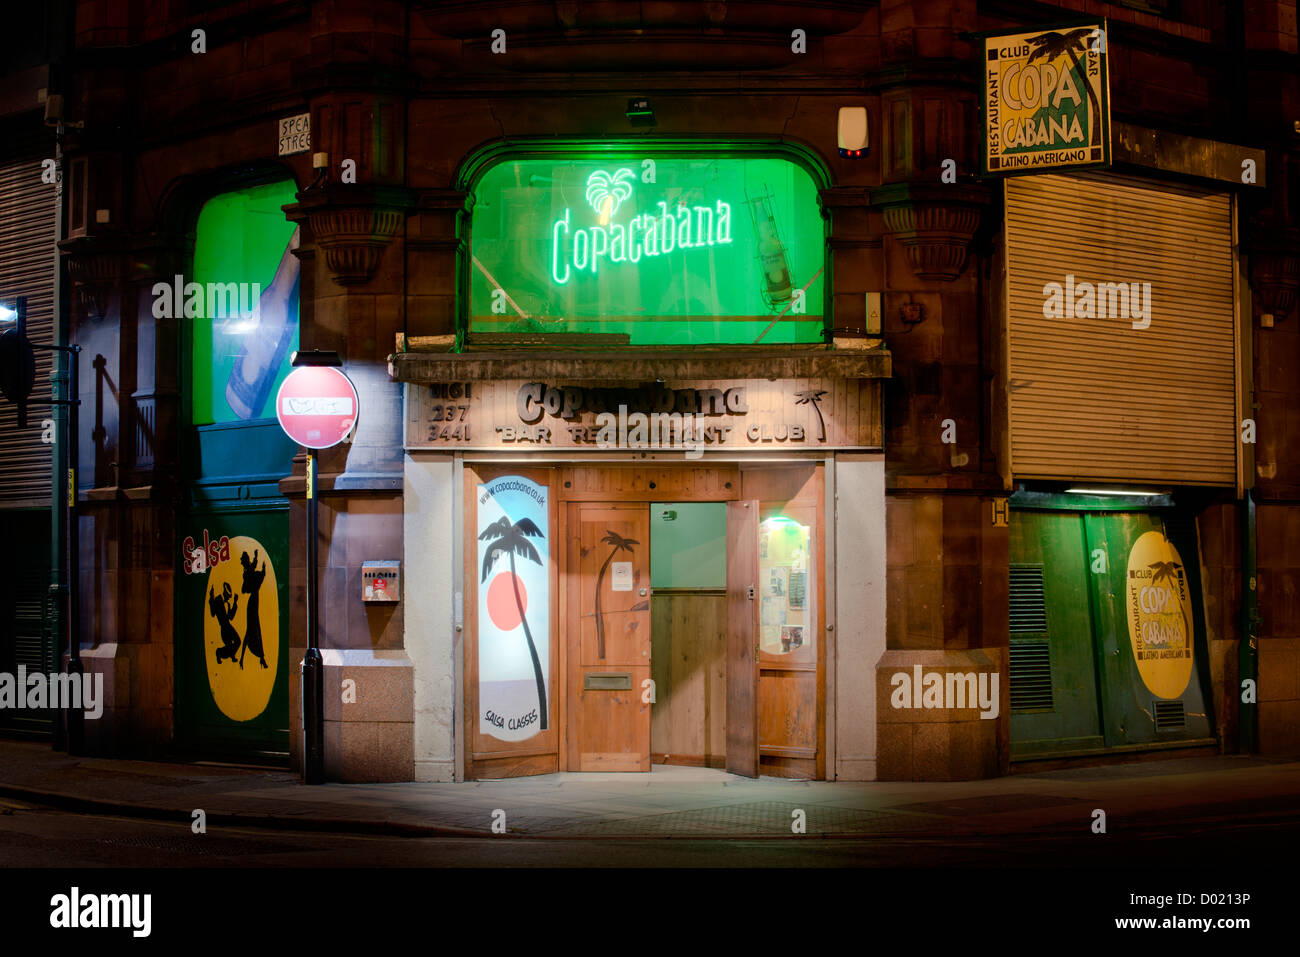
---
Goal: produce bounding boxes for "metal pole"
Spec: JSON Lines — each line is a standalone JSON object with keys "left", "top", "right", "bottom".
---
{"left": 65, "top": 343, "right": 83, "bottom": 754}
{"left": 302, "top": 450, "right": 324, "bottom": 783}
{"left": 1239, "top": 489, "right": 1258, "bottom": 753}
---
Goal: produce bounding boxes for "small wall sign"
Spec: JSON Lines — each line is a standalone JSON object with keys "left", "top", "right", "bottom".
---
{"left": 278, "top": 113, "right": 311, "bottom": 157}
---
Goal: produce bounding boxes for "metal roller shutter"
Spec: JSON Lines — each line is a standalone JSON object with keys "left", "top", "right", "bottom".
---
{"left": 1004, "top": 171, "right": 1238, "bottom": 486}
{"left": 0, "top": 126, "right": 57, "bottom": 506}
{"left": 0, "top": 127, "right": 57, "bottom": 504}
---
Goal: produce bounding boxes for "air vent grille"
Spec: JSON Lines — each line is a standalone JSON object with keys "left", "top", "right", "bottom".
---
{"left": 1010, "top": 564, "right": 1048, "bottom": 633}
{"left": 1010, "top": 641, "right": 1054, "bottom": 712}
{"left": 1154, "top": 700, "right": 1186, "bottom": 732}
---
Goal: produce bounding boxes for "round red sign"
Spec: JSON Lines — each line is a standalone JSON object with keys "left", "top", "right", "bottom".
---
{"left": 275, "top": 365, "right": 359, "bottom": 449}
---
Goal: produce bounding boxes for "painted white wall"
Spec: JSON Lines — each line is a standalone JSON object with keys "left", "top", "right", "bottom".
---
{"left": 832, "top": 453, "right": 886, "bottom": 780}
{"left": 403, "top": 451, "right": 458, "bottom": 781}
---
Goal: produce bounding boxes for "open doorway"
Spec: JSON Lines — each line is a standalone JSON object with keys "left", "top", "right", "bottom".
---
{"left": 465, "top": 463, "right": 824, "bottom": 780}
{"left": 649, "top": 502, "right": 728, "bottom": 768}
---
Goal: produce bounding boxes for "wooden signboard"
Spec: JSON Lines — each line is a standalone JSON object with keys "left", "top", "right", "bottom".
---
{"left": 404, "top": 378, "right": 881, "bottom": 452}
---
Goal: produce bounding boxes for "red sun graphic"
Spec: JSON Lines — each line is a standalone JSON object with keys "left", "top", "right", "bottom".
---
{"left": 487, "top": 572, "right": 527, "bottom": 631}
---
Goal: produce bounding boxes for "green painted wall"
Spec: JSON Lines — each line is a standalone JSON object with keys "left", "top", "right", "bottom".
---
{"left": 1010, "top": 506, "right": 1215, "bottom": 759}
{"left": 651, "top": 502, "right": 726, "bottom": 589}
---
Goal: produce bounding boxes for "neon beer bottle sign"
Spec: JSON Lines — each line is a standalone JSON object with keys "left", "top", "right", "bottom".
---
{"left": 551, "top": 166, "right": 733, "bottom": 285}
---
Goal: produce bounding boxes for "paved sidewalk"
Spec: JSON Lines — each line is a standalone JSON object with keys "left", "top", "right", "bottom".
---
{"left": 0, "top": 740, "right": 1297, "bottom": 839}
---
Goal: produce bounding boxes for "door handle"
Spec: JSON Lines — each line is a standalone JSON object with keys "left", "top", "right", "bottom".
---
{"left": 754, "top": 643, "right": 759, "bottom": 663}
{"left": 638, "top": 587, "right": 647, "bottom": 596}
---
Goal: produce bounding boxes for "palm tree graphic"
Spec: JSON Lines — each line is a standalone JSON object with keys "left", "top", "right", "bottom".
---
{"left": 795, "top": 390, "right": 829, "bottom": 442}
{"left": 1026, "top": 28, "right": 1102, "bottom": 147}
{"left": 479, "top": 516, "right": 549, "bottom": 730}
{"left": 1148, "top": 559, "right": 1189, "bottom": 658}
{"left": 594, "top": 530, "right": 639, "bottom": 660}
{"left": 586, "top": 168, "right": 635, "bottom": 225}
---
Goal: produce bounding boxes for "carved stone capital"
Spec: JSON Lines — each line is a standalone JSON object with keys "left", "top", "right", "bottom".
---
{"left": 869, "top": 183, "right": 991, "bottom": 282}
{"left": 284, "top": 186, "right": 417, "bottom": 287}
{"left": 1249, "top": 233, "right": 1300, "bottom": 322}
{"left": 58, "top": 235, "right": 127, "bottom": 321}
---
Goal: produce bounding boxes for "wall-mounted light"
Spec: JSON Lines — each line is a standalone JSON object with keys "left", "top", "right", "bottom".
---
{"left": 291, "top": 349, "right": 343, "bottom": 367}
{"left": 627, "top": 97, "right": 655, "bottom": 127}
{"left": 838, "top": 106, "right": 868, "bottom": 158}
{"left": 1065, "top": 488, "right": 1168, "bottom": 496}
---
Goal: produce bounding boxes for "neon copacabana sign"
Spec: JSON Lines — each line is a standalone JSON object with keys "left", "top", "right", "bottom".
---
{"left": 551, "top": 168, "right": 733, "bottom": 284}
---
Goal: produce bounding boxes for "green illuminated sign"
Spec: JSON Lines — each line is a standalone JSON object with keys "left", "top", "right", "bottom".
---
{"left": 552, "top": 186, "right": 733, "bottom": 283}
{"left": 471, "top": 154, "right": 825, "bottom": 345}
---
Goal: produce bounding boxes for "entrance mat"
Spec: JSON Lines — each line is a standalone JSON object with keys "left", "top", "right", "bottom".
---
{"left": 887, "top": 792, "right": 1089, "bottom": 817}
{"left": 528, "top": 800, "right": 954, "bottom": 836}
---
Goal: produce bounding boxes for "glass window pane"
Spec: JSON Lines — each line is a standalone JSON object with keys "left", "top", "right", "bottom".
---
{"left": 191, "top": 179, "right": 300, "bottom": 424}
{"left": 758, "top": 514, "right": 812, "bottom": 655}
{"left": 469, "top": 154, "right": 825, "bottom": 345}
{"left": 650, "top": 502, "right": 726, "bottom": 589}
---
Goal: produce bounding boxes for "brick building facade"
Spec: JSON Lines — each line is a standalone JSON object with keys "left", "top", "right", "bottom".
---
{"left": 0, "top": 0, "right": 1295, "bottom": 780}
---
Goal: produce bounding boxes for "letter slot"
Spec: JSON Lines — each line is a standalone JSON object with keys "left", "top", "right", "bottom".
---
{"left": 584, "top": 672, "right": 633, "bottom": 691}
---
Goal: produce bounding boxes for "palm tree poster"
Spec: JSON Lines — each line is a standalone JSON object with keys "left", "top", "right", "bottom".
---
{"left": 1124, "top": 529, "right": 1195, "bottom": 702}
{"left": 981, "top": 22, "right": 1110, "bottom": 174}
{"left": 476, "top": 475, "right": 551, "bottom": 740}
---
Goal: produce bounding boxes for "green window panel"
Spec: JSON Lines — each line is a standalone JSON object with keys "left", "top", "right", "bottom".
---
{"left": 191, "top": 179, "right": 300, "bottom": 425}
{"left": 468, "top": 154, "right": 826, "bottom": 345}
{"left": 650, "top": 502, "right": 726, "bottom": 589}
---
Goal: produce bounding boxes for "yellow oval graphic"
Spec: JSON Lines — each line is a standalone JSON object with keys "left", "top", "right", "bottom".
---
{"left": 1125, "top": 530, "right": 1194, "bottom": 700}
{"left": 203, "top": 536, "right": 278, "bottom": 721}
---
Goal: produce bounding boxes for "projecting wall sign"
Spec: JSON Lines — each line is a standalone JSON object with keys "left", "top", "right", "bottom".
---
{"left": 403, "top": 378, "right": 881, "bottom": 451}
{"left": 981, "top": 21, "right": 1111, "bottom": 175}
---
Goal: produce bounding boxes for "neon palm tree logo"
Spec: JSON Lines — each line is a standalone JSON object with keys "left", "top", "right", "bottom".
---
{"left": 586, "top": 168, "right": 636, "bottom": 225}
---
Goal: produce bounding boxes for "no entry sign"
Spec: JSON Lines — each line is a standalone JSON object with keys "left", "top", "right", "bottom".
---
{"left": 275, "top": 365, "right": 359, "bottom": 449}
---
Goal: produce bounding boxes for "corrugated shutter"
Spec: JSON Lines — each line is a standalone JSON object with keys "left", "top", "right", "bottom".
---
{"left": 1004, "top": 171, "right": 1237, "bottom": 486}
{"left": 0, "top": 126, "right": 57, "bottom": 506}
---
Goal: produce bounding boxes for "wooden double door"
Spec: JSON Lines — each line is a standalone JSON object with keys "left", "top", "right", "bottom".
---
{"left": 464, "top": 464, "right": 824, "bottom": 780}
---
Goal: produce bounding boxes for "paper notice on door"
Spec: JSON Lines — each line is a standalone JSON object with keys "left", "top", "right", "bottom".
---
{"left": 610, "top": 561, "right": 633, "bottom": 591}
{"left": 761, "top": 596, "right": 782, "bottom": 627}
